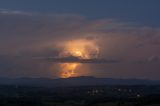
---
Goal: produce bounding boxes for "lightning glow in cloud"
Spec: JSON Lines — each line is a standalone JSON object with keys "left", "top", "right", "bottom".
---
{"left": 58, "top": 39, "right": 99, "bottom": 78}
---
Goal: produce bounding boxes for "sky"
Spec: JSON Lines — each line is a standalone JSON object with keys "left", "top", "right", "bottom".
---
{"left": 0, "top": 0, "right": 160, "bottom": 79}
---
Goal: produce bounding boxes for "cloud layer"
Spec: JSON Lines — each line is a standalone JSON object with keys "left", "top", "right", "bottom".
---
{"left": 0, "top": 10, "right": 160, "bottom": 79}
{"left": 44, "top": 56, "right": 119, "bottom": 64}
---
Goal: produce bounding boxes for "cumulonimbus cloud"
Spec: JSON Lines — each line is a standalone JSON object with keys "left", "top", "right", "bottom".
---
{"left": 0, "top": 9, "right": 160, "bottom": 79}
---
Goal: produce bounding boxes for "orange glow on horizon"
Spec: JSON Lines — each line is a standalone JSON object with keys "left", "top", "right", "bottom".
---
{"left": 60, "top": 63, "right": 80, "bottom": 78}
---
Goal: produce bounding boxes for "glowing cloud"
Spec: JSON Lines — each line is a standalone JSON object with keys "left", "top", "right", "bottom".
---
{"left": 58, "top": 39, "right": 99, "bottom": 78}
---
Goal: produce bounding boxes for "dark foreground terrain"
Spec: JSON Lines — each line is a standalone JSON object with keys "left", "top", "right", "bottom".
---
{"left": 0, "top": 85, "right": 160, "bottom": 106}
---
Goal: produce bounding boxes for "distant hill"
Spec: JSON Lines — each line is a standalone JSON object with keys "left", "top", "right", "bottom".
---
{"left": 0, "top": 76, "right": 160, "bottom": 87}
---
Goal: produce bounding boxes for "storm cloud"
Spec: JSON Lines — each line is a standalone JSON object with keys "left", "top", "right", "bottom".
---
{"left": 0, "top": 9, "right": 160, "bottom": 79}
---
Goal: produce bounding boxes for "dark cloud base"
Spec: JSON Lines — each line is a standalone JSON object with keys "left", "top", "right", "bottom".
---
{"left": 44, "top": 56, "right": 119, "bottom": 64}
